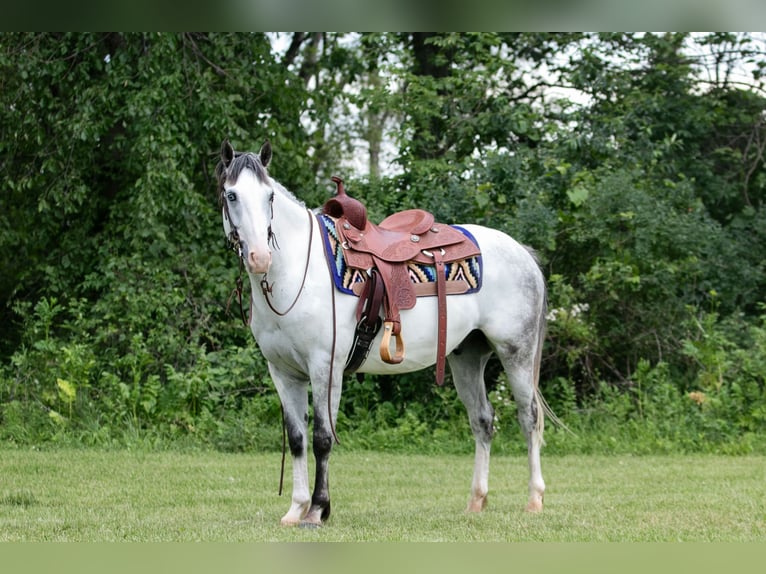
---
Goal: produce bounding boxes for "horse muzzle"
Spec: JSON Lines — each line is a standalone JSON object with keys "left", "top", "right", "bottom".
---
{"left": 245, "top": 245, "right": 272, "bottom": 274}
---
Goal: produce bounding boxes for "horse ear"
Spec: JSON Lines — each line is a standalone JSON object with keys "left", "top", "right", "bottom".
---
{"left": 259, "top": 140, "right": 272, "bottom": 168}
{"left": 221, "top": 139, "right": 234, "bottom": 167}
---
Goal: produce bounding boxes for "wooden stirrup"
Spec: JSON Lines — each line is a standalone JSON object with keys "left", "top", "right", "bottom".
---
{"left": 380, "top": 321, "right": 405, "bottom": 364}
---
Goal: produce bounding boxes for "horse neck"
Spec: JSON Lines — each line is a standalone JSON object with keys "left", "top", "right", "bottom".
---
{"left": 263, "top": 183, "right": 313, "bottom": 278}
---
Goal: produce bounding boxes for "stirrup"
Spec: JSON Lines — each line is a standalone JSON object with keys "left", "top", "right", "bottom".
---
{"left": 380, "top": 321, "right": 405, "bottom": 364}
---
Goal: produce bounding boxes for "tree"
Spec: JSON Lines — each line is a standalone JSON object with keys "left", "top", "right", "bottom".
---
{"left": 2, "top": 32, "right": 765, "bottom": 446}
{"left": 0, "top": 34, "right": 310, "bottom": 427}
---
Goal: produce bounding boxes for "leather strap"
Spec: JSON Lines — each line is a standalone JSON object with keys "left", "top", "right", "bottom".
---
{"left": 432, "top": 249, "right": 448, "bottom": 386}
{"left": 374, "top": 257, "right": 406, "bottom": 364}
{"left": 344, "top": 269, "right": 384, "bottom": 374}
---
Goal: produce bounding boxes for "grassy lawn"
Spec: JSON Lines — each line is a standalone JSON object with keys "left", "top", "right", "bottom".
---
{"left": 0, "top": 448, "right": 764, "bottom": 541}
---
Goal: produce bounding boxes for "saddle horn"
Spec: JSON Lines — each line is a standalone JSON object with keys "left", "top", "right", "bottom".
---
{"left": 323, "top": 176, "right": 367, "bottom": 230}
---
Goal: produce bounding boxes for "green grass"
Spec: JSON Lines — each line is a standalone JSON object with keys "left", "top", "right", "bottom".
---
{"left": 0, "top": 448, "right": 764, "bottom": 541}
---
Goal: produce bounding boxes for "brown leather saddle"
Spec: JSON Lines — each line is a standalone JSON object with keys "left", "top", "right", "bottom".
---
{"left": 323, "top": 177, "right": 481, "bottom": 385}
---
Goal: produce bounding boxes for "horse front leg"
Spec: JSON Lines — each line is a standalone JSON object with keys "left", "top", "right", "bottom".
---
{"left": 301, "top": 368, "right": 343, "bottom": 526}
{"left": 270, "top": 366, "right": 311, "bottom": 526}
{"left": 300, "top": 411, "right": 334, "bottom": 526}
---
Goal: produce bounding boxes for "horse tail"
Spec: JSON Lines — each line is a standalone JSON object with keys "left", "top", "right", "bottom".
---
{"left": 532, "top": 278, "right": 548, "bottom": 439}
{"left": 527, "top": 248, "right": 573, "bottom": 438}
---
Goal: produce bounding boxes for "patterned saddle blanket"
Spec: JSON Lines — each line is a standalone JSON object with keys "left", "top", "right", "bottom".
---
{"left": 318, "top": 213, "right": 483, "bottom": 297}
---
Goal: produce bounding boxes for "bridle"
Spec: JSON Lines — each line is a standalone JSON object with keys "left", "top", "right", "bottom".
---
{"left": 221, "top": 182, "right": 314, "bottom": 326}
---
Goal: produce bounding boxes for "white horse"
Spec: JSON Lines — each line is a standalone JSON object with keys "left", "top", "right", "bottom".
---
{"left": 217, "top": 140, "right": 548, "bottom": 526}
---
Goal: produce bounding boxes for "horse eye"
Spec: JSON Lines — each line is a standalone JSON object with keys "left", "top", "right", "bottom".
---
{"left": 227, "top": 191, "right": 237, "bottom": 202}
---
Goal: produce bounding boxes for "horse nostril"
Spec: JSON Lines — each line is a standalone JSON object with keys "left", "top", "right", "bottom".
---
{"left": 247, "top": 249, "right": 272, "bottom": 274}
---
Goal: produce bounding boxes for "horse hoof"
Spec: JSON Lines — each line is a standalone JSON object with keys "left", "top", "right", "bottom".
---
{"left": 525, "top": 499, "right": 543, "bottom": 513}
{"left": 466, "top": 494, "right": 487, "bottom": 513}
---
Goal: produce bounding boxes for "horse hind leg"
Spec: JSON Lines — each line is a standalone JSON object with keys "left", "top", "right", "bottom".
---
{"left": 447, "top": 330, "right": 495, "bottom": 513}
{"left": 497, "top": 348, "right": 546, "bottom": 513}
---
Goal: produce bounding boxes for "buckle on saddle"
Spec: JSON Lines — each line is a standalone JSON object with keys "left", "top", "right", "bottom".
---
{"left": 357, "top": 313, "right": 382, "bottom": 335}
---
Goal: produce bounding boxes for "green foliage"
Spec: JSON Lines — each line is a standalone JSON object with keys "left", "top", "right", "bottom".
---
{"left": 680, "top": 307, "right": 766, "bottom": 442}
{"left": 0, "top": 33, "right": 303, "bottom": 447}
{"left": 337, "top": 369, "right": 476, "bottom": 453}
{"left": 542, "top": 309, "right": 766, "bottom": 455}
{"left": 2, "top": 33, "right": 766, "bottom": 454}
{"left": 0, "top": 294, "right": 277, "bottom": 448}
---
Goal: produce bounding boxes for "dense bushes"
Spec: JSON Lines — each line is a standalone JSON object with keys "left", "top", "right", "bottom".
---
{"left": 2, "top": 295, "right": 764, "bottom": 454}
{"left": 1, "top": 296, "right": 272, "bottom": 447}
{"left": 1, "top": 33, "right": 765, "bottom": 454}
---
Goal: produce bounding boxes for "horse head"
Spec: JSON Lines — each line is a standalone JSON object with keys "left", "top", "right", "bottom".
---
{"left": 218, "top": 139, "right": 275, "bottom": 275}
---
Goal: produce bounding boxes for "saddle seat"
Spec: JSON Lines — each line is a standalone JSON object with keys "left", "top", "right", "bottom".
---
{"left": 323, "top": 177, "right": 481, "bottom": 385}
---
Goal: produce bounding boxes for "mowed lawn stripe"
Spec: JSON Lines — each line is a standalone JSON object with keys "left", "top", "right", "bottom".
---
{"left": 0, "top": 449, "right": 763, "bottom": 541}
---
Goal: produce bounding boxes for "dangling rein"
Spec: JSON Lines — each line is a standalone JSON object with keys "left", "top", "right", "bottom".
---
{"left": 227, "top": 209, "right": 315, "bottom": 325}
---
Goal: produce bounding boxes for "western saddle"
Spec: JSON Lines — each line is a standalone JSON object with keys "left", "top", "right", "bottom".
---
{"left": 323, "top": 177, "right": 481, "bottom": 385}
